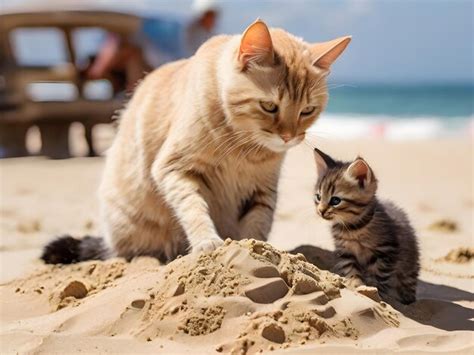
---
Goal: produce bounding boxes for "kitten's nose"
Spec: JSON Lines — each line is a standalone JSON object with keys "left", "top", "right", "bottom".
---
{"left": 280, "top": 133, "right": 292, "bottom": 143}
{"left": 318, "top": 207, "right": 328, "bottom": 217}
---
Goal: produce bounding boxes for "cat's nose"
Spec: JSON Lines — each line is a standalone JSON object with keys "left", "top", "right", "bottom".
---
{"left": 318, "top": 207, "right": 328, "bottom": 217}
{"left": 280, "top": 133, "right": 292, "bottom": 143}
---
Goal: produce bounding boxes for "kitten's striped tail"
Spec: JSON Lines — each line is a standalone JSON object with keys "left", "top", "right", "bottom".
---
{"left": 41, "top": 235, "right": 110, "bottom": 264}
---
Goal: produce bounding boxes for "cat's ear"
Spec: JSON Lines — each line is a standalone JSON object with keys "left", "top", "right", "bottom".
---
{"left": 239, "top": 19, "right": 274, "bottom": 66}
{"left": 314, "top": 147, "right": 337, "bottom": 177}
{"left": 311, "top": 36, "right": 351, "bottom": 70}
{"left": 345, "top": 158, "right": 372, "bottom": 188}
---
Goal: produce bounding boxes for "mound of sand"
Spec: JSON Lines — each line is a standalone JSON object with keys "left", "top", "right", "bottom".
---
{"left": 1, "top": 239, "right": 402, "bottom": 353}
{"left": 428, "top": 219, "right": 459, "bottom": 233}
{"left": 438, "top": 247, "right": 474, "bottom": 264}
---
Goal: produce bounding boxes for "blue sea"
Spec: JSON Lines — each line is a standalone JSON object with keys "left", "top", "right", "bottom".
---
{"left": 310, "top": 83, "right": 473, "bottom": 140}
{"left": 325, "top": 84, "right": 473, "bottom": 118}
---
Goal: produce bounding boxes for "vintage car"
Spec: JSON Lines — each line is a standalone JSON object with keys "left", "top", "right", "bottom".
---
{"left": 0, "top": 10, "right": 145, "bottom": 158}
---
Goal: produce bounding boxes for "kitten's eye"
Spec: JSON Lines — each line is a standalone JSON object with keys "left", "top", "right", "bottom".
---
{"left": 260, "top": 101, "right": 278, "bottom": 113}
{"left": 329, "top": 196, "right": 341, "bottom": 206}
{"left": 315, "top": 193, "right": 321, "bottom": 202}
{"left": 301, "top": 106, "right": 316, "bottom": 115}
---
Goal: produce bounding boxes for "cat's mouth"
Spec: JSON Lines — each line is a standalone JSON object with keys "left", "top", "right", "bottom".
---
{"left": 317, "top": 210, "right": 334, "bottom": 220}
{"left": 258, "top": 132, "right": 304, "bottom": 152}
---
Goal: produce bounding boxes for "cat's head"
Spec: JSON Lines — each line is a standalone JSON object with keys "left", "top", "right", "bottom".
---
{"left": 221, "top": 20, "right": 351, "bottom": 152}
{"left": 313, "top": 148, "right": 378, "bottom": 224}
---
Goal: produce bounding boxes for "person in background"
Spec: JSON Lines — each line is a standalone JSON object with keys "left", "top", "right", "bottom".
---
{"left": 86, "top": 0, "right": 220, "bottom": 92}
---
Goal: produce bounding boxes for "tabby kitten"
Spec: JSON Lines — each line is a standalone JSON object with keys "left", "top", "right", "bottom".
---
{"left": 313, "top": 148, "right": 419, "bottom": 304}
{"left": 42, "top": 21, "right": 351, "bottom": 264}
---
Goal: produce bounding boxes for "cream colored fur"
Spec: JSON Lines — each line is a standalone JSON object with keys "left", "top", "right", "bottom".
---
{"left": 98, "top": 21, "right": 350, "bottom": 262}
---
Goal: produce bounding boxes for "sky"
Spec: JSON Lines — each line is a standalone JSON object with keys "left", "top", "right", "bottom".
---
{"left": 2, "top": 0, "right": 473, "bottom": 84}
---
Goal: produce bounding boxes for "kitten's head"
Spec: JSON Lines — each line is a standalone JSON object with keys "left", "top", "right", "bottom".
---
{"left": 313, "top": 148, "right": 378, "bottom": 224}
{"left": 222, "top": 20, "right": 351, "bottom": 152}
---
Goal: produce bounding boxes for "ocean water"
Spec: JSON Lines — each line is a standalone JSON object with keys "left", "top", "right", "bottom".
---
{"left": 311, "top": 84, "right": 474, "bottom": 140}
{"left": 325, "top": 84, "right": 473, "bottom": 118}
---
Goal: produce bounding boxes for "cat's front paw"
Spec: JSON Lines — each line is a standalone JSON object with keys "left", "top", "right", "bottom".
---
{"left": 192, "top": 235, "right": 224, "bottom": 253}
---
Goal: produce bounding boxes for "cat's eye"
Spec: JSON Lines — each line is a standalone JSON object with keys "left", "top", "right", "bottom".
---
{"left": 329, "top": 196, "right": 341, "bottom": 206}
{"left": 260, "top": 101, "right": 278, "bottom": 113}
{"left": 315, "top": 193, "right": 321, "bottom": 202}
{"left": 301, "top": 106, "right": 316, "bottom": 115}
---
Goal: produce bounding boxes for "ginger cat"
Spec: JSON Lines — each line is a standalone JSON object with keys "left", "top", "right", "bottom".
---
{"left": 42, "top": 20, "right": 351, "bottom": 264}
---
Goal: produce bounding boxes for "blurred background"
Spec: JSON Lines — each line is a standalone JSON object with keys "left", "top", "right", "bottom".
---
{"left": 0, "top": 0, "right": 473, "bottom": 158}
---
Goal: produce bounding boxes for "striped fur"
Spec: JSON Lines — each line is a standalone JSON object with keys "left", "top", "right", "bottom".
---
{"left": 40, "top": 21, "right": 351, "bottom": 265}
{"left": 313, "top": 148, "right": 420, "bottom": 304}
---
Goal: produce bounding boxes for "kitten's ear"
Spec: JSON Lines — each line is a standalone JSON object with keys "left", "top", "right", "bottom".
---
{"left": 239, "top": 19, "right": 274, "bottom": 66}
{"left": 311, "top": 36, "right": 351, "bottom": 70}
{"left": 314, "top": 147, "right": 337, "bottom": 177}
{"left": 345, "top": 158, "right": 372, "bottom": 188}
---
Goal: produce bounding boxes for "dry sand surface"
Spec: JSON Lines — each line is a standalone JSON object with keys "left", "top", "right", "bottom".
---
{"left": 0, "top": 130, "right": 473, "bottom": 354}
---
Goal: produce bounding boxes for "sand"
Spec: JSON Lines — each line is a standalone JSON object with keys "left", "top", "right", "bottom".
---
{"left": 1, "top": 239, "right": 404, "bottom": 353}
{"left": 0, "top": 130, "right": 473, "bottom": 354}
{"left": 438, "top": 248, "right": 474, "bottom": 264}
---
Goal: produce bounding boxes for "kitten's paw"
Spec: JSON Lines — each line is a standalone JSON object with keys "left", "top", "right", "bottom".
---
{"left": 192, "top": 236, "right": 224, "bottom": 254}
{"left": 345, "top": 276, "right": 364, "bottom": 289}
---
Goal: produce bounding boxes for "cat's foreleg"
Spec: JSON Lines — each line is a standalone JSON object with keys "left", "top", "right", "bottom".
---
{"left": 368, "top": 250, "right": 398, "bottom": 296}
{"left": 239, "top": 187, "right": 277, "bottom": 241}
{"left": 154, "top": 167, "right": 223, "bottom": 253}
{"left": 333, "top": 252, "right": 364, "bottom": 287}
{"left": 396, "top": 274, "right": 417, "bottom": 304}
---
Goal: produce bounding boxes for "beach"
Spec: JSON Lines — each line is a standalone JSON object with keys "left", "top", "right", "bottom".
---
{"left": 1, "top": 0, "right": 472, "bottom": 352}
{"left": 0, "top": 132, "right": 473, "bottom": 353}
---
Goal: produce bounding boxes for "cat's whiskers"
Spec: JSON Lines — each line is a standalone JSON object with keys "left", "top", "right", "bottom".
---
{"left": 192, "top": 123, "right": 236, "bottom": 154}
{"left": 308, "top": 76, "right": 327, "bottom": 92}
{"left": 327, "top": 83, "right": 356, "bottom": 90}
{"left": 213, "top": 130, "right": 256, "bottom": 156}
{"left": 227, "top": 134, "right": 261, "bottom": 164}
{"left": 312, "top": 92, "right": 330, "bottom": 98}
{"left": 235, "top": 139, "right": 258, "bottom": 168}
{"left": 189, "top": 118, "right": 241, "bottom": 153}
{"left": 214, "top": 133, "right": 257, "bottom": 167}
{"left": 303, "top": 140, "right": 316, "bottom": 150}
{"left": 200, "top": 130, "right": 240, "bottom": 155}
{"left": 200, "top": 121, "right": 243, "bottom": 142}
{"left": 304, "top": 136, "right": 332, "bottom": 150}
{"left": 334, "top": 216, "right": 351, "bottom": 233}
{"left": 207, "top": 130, "right": 253, "bottom": 157}
{"left": 213, "top": 132, "right": 252, "bottom": 166}
{"left": 236, "top": 140, "right": 263, "bottom": 168}
{"left": 203, "top": 123, "right": 231, "bottom": 137}
{"left": 305, "top": 130, "right": 332, "bottom": 141}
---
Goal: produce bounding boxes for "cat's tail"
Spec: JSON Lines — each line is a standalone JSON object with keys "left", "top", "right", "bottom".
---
{"left": 41, "top": 235, "right": 110, "bottom": 264}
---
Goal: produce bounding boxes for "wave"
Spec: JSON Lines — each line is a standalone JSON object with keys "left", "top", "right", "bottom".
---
{"left": 309, "top": 113, "right": 474, "bottom": 140}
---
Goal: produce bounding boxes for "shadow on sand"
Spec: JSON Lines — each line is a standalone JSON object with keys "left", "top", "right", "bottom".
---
{"left": 290, "top": 244, "right": 474, "bottom": 332}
